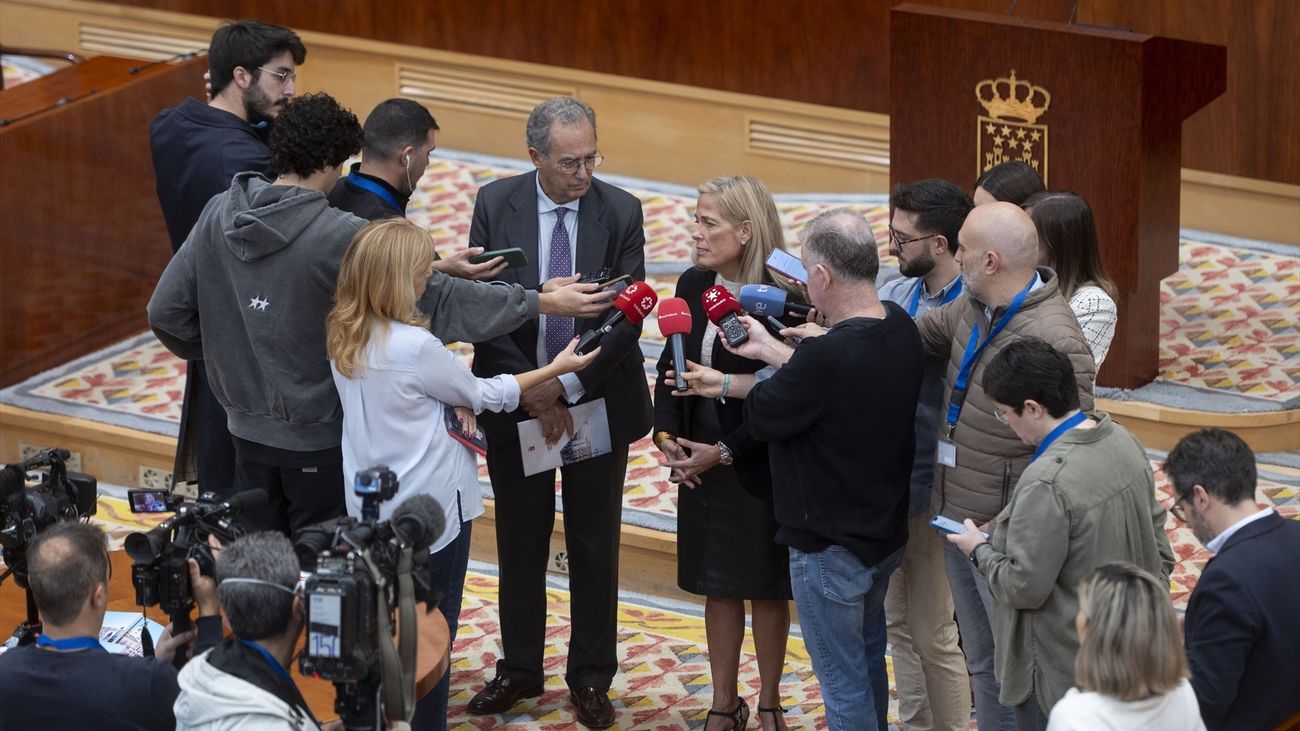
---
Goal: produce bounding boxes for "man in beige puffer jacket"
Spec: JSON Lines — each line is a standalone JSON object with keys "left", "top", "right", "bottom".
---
{"left": 914, "top": 202, "right": 1096, "bottom": 730}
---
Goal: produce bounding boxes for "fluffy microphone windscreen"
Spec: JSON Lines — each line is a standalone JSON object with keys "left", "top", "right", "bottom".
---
{"left": 657, "top": 297, "right": 693, "bottom": 336}
{"left": 612, "top": 281, "right": 658, "bottom": 324}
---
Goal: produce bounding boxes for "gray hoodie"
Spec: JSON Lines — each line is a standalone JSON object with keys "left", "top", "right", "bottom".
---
{"left": 148, "top": 172, "right": 541, "bottom": 452}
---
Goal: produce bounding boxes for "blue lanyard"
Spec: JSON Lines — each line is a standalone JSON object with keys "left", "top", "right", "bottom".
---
{"left": 944, "top": 275, "right": 1036, "bottom": 430}
{"left": 1033, "top": 412, "right": 1088, "bottom": 461}
{"left": 36, "top": 634, "right": 102, "bottom": 651}
{"left": 346, "top": 173, "right": 405, "bottom": 214}
{"left": 908, "top": 276, "right": 964, "bottom": 317}
{"left": 237, "top": 638, "right": 296, "bottom": 687}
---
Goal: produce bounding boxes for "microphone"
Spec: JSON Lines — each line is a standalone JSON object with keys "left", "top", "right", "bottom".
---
{"left": 701, "top": 285, "right": 749, "bottom": 348}
{"left": 389, "top": 494, "right": 445, "bottom": 552}
{"left": 0, "top": 465, "right": 24, "bottom": 502}
{"left": 738, "top": 284, "right": 813, "bottom": 319}
{"left": 657, "top": 298, "right": 692, "bottom": 392}
{"left": 574, "top": 280, "right": 658, "bottom": 355}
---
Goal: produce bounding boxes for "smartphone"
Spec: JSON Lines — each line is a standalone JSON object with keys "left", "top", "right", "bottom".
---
{"left": 765, "top": 249, "right": 808, "bottom": 285}
{"left": 445, "top": 407, "right": 488, "bottom": 457}
{"left": 468, "top": 247, "right": 528, "bottom": 268}
{"left": 597, "top": 274, "right": 631, "bottom": 292}
{"left": 578, "top": 268, "right": 613, "bottom": 285}
{"left": 929, "top": 514, "right": 990, "bottom": 539}
{"left": 128, "top": 488, "right": 171, "bottom": 513}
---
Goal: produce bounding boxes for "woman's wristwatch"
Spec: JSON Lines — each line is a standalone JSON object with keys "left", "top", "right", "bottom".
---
{"left": 716, "top": 441, "right": 734, "bottom": 465}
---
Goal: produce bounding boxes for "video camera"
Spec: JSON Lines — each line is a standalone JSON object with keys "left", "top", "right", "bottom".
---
{"left": 0, "top": 448, "right": 98, "bottom": 589}
{"left": 124, "top": 489, "right": 267, "bottom": 642}
{"left": 0, "top": 447, "right": 98, "bottom": 646}
{"left": 294, "top": 467, "right": 442, "bottom": 731}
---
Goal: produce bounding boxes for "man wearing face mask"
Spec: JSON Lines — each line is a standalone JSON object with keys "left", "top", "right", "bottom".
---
{"left": 173, "top": 531, "right": 341, "bottom": 731}
{"left": 328, "top": 98, "right": 506, "bottom": 281}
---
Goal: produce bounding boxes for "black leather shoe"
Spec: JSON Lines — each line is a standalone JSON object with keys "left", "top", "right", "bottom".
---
{"left": 570, "top": 686, "right": 616, "bottom": 729}
{"left": 467, "top": 675, "right": 544, "bottom": 715}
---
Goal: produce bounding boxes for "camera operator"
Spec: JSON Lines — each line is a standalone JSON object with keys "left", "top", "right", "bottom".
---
{"left": 174, "top": 531, "right": 342, "bottom": 731}
{"left": 0, "top": 522, "right": 220, "bottom": 731}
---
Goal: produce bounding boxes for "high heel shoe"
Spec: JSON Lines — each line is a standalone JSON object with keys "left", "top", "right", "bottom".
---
{"left": 757, "top": 704, "right": 788, "bottom": 730}
{"left": 706, "top": 697, "right": 750, "bottom": 730}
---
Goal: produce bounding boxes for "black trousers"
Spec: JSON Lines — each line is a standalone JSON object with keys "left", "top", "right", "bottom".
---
{"left": 232, "top": 448, "right": 346, "bottom": 537}
{"left": 178, "top": 362, "right": 238, "bottom": 498}
{"left": 485, "top": 438, "right": 629, "bottom": 691}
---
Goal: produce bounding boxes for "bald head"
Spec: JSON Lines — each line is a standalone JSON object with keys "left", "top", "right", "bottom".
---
{"left": 800, "top": 207, "right": 874, "bottom": 246}
{"left": 956, "top": 202, "right": 1041, "bottom": 304}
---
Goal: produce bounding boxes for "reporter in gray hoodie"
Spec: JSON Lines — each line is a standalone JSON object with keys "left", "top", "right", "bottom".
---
{"left": 148, "top": 93, "right": 617, "bottom": 534}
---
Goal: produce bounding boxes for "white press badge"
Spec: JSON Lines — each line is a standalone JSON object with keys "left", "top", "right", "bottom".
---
{"left": 937, "top": 439, "right": 958, "bottom": 468}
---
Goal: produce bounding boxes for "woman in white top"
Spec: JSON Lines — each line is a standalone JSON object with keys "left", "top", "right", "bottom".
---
{"left": 325, "top": 218, "right": 597, "bottom": 730}
{"left": 1023, "top": 191, "right": 1119, "bottom": 368}
{"left": 1047, "top": 562, "right": 1205, "bottom": 731}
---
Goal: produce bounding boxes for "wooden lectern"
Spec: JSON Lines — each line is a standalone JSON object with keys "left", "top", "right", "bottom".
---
{"left": 889, "top": 5, "right": 1226, "bottom": 389}
{"left": 0, "top": 56, "right": 207, "bottom": 388}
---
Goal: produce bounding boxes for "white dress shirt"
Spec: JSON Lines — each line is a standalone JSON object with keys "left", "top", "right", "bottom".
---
{"left": 533, "top": 175, "right": 584, "bottom": 403}
{"left": 1206, "top": 506, "right": 1274, "bottom": 554}
{"left": 331, "top": 322, "right": 521, "bottom": 554}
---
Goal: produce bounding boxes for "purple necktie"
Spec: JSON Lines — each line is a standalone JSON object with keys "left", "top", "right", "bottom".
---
{"left": 544, "top": 207, "right": 573, "bottom": 363}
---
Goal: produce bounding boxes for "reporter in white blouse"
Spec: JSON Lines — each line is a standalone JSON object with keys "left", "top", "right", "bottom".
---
{"left": 325, "top": 218, "right": 598, "bottom": 729}
{"left": 1046, "top": 562, "right": 1205, "bottom": 731}
{"left": 1023, "top": 191, "right": 1119, "bottom": 368}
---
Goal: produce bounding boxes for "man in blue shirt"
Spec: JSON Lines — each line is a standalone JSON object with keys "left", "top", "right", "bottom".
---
{"left": 873, "top": 181, "right": 974, "bottom": 731}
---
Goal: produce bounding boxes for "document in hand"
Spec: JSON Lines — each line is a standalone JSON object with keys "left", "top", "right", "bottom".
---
{"left": 517, "top": 398, "right": 612, "bottom": 476}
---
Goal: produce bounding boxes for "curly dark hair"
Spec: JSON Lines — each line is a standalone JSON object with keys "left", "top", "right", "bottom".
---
{"left": 268, "top": 93, "right": 364, "bottom": 178}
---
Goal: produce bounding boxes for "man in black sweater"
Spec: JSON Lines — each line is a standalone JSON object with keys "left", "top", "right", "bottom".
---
{"left": 735, "top": 228, "right": 923, "bottom": 731}
{"left": 0, "top": 522, "right": 220, "bottom": 731}
{"left": 150, "top": 20, "right": 307, "bottom": 499}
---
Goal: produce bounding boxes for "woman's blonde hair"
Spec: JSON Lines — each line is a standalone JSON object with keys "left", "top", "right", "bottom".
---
{"left": 694, "top": 176, "right": 799, "bottom": 294}
{"left": 326, "top": 218, "right": 434, "bottom": 378}
{"left": 1074, "top": 562, "right": 1188, "bottom": 701}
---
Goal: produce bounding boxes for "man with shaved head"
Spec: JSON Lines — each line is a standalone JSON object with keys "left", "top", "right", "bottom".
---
{"left": 913, "top": 201, "right": 1095, "bottom": 729}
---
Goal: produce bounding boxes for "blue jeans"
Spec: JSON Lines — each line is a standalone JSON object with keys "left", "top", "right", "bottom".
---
{"left": 942, "top": 539, "right": 1015, "bottom": 730}
{"left": 789, "top": 545, "right": 903, "bottom": 731}
{"left": 410, "top": 517, "right": 474, "bottom": 731}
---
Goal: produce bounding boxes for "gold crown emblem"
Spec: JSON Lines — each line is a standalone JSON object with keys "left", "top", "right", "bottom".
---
{"left": 976, "top": 70, "right": 1052, "bottom": 124}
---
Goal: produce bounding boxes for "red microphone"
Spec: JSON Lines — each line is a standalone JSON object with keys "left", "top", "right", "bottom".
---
{"left": 701, "top": 285, "right": 750, "bottom": 348}
{"left": 657, "top": 297, "right": 692, "bottom": 392}
{"left": 574, "top": 280, "right": 657, "bottom": 355}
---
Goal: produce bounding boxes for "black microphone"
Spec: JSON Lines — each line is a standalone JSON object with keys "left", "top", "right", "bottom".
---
{"left": 389, "top": 494, "right": 445, "bottom": 552}
{"left": 0, "top": 465, "right": 24, "bottom": 502}
{"left": 221, "top": 489, "right": 269, "bottom": 514}
{"left": 657, "top": 298, "right": 693, "bottom": 392}
{"left": 19, "top": 448, "right": 71, "bottom": 471}
{"left": 128, "top": 49, "right": 205, "bottom": 75}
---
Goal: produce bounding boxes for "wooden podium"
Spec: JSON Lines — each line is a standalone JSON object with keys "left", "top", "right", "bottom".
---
{"left": 0, "top": 55, "right": 206, "bottom": 388}
{"left": 889, "top": 5, "right": 1226, "bottom": 389}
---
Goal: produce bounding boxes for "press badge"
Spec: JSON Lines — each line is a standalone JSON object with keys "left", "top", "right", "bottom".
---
{"left": 937, "top": 439, "right": 958, "bottom": 468}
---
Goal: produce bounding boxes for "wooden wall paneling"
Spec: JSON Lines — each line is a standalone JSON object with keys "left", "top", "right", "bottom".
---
{"left": 0, "top": 56, "right": 206, "bottom": 388}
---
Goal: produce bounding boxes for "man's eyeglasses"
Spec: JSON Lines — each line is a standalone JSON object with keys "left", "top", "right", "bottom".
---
{"left": 1169, "top": 491, "right": 1190, "bottom": 523}
{"left": 555, "top": 153, "right": 603, "bottom": 174}
{"left": 889, "top": 227, "right": 941, "bottom": 248}
{"left": 258, "top": 67, "right": 297, "bottom": 86}
{"left": 991, "top": 406, "right": 1012, "bottom": 425}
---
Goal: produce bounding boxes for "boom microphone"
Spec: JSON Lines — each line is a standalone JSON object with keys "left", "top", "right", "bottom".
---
{"left": 389, "top": 494, "right": 445, "bottom": 552}
{"left": 738, "top": 284, "right": 813, "bottom": 319}
{"left": 574, "top": 280, "right": 658, "bottom": 355}
{"left": 701, "top": 285, "right": 749, "bottom": 348}
{"left": 222, "top": 489, "right": 269, "bottom": 514}
{"left": 657, "top": 298, "right": 692, "bottom": 392}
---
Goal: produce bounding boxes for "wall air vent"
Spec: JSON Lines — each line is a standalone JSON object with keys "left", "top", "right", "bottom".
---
{"left": 79, "top": 23, "right": 207, "bottom": 60}
{"left": 747, "top": 116, "right": 890, "bottom": 172}
{"left": 398, "top": 63, "right": 575, "bottom": 119}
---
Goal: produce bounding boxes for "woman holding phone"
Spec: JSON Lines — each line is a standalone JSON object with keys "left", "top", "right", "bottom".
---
{"left": 326, "top": 218, "right": 598, "bottom": 731}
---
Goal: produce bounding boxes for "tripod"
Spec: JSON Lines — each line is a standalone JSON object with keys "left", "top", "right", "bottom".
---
{"left": 0, "top": 560, "right": 42, "bottom": 646}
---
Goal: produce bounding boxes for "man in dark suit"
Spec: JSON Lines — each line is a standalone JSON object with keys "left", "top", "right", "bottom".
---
{"left": 1165, "top": 428, "right": 1300, "bottom": 731}
{"left": 466, "top": 97, "right": 651, "bottom": 729}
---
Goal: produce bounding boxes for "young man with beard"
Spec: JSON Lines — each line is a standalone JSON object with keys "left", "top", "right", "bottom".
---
{"left": 150, "top": 20, "right": 307, "bottom": 499}
{"left": 874, "top": 178, "right": 974, "bottom": 731}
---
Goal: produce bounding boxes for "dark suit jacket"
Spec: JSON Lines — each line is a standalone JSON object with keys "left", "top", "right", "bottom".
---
{"left": 469, "top": 171, "right": 652, "bottom": 447}
{"left": 1184, "top": 511, "right": 1300, "bottom": 731}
